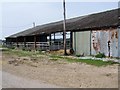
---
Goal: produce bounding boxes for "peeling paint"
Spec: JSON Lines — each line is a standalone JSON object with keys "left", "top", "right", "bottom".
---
{"left": 74, "top": 28, "right": 119, "bottom": 57}
{"left": 91, "top": 29, "right": 118, "bottom": 57}
{"left": 118, "top": 28, "right": 120, "bottom": 57}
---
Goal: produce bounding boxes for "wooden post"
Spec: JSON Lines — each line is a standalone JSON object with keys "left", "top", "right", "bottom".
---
{"left": 74, "top": 32, "right": 76, "bottom": 53}
{"left": 9, "top": 38, "right": 11, "bottom": 45}
{"left": 90, "top": 30, "right": 92, "bottom": 56}
{"left": 34, "top": 35, "right": 36, "bottom": 50}
{"left": 70, "top": 31, "right": 73, "bottom": 49}
{"left": 24, "top": 37, "right": 26, "bottom": 48}
{"left": 63, "top": 32, "right": 64, "bottom": 44}
{"left": 63, "top": 0, "right": 67, "bottom": 55}
{"left": 49, "top": 34, "right": 52, "bottom": 51}
{"left": 49, "top": 34, "right": 52, "bottom": 45}
{"left": 16, "top": 37, "right": 18, "bottom": 48}
{"left": 54, "top": 33, "right": 55, "bottom": 42}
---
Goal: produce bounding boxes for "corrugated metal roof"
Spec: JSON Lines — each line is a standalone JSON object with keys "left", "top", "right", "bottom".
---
{"left": 7, "top": 8, "right": 119, "bottom": 38}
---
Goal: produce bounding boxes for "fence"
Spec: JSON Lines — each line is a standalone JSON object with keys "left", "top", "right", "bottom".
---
{"left": 6, "top": 41, "right": 70, "bottom": 51}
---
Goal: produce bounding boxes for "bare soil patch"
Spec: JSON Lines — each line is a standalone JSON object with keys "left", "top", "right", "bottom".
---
{"left": 2, "top": 50, "right": 118, "bottom": 88}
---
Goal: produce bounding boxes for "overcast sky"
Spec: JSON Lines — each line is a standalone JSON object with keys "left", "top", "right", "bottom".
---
{"left": 0, "top": 1, "right": 118, "bottom": 40}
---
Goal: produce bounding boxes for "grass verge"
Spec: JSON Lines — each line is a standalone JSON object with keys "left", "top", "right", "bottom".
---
{"left": 3, "top": 48, "right": 40, "bottom": 57}
{"left": 0, "top": 45, "right": 2, "bottom": 48}
{"left": 50, "top": 55, "right": 119, "bottom": 67}
{"left": 3, "top": 48, "right": 119, "bottom": 67}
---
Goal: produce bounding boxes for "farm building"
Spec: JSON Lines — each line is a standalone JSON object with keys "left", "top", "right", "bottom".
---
{"left": 6, "top": 8, "right": 120, "bottom": 57}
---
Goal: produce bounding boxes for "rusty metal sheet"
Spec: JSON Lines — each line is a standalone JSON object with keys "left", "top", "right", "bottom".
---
{"left": 118, "top": 28, "right": 120, "bottom": 57}
{"left": 91, "top": 29, "right": 118, "bottom": 57}
{"left": 73, "top": 28, "right": 119, "bottom": 57}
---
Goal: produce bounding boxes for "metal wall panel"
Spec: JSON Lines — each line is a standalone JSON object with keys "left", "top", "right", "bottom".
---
{"left": 73, "top": 32, "right": 76, "bottom": 53}
{"left": 91, "top": 29, "right": 118, "bottom": 57}
{"left": 91, "top": 30, "right": 109, "bottom": 56}
{"left": 118, "top": 28, "right": 120, "bottom": 57}
{"left": 73, "top": 28, "right": 119, "bottom": 57}
{"left": 111, "top": 29, "right": 118, "bottom": 57}
{"left": 73, "top": 31, "right": 90, "bottom": 55}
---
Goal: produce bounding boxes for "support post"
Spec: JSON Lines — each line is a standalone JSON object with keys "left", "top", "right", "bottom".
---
{"left": 34, "top": 35, "right": 36, "bottom": 50}
{"left": 90, "top": 30, "right": 92, "bottom": 56}
{"left": 16, "top": 37, "right": 18, "bottom": 48}
{"left": 49, "top": 34, "right": 52, "bottom": 45}
{"left": 10, "top": 38, "right": 12, "bottom": 47}
{"left": 54, "top": 33, "right": 55, "bottom": 42}
{"left": 49, "top": 34, "right": 52, "bottom": 51}
{"left": 70, "top": 31, "right": 73, "bottom": 49}
{"left": 24, "top": 37, "right": 26, "bottom": 48}
{"left": 63, "top": 0, "right": 67, "bottom": 55}
{"left": 74, "top": 32, "right": 76, "bottom": 54}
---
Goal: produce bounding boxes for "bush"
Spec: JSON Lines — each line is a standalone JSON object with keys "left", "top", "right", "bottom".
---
{"left": 9, "top": 46, "right": 15, "bottom": 49}
{"left": 76, "top": 54, "right": 81, "bottom": 57}
{"left": 95, "top": 52, "right": 105, "bottom": 58}
{"left": 76, "top": 53, "right": 84, "bottom": 57}
{"left": 22, "top": 47, "right": 26, "bottom": 51}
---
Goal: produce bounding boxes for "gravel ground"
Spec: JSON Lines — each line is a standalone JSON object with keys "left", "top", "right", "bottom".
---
{"left": 0, "top": 50, "right": 2, "bottom": 89}
{"left": 2, "top": 51, "right": 119, "bottom": 88}
{"left": 2, "top": 71, "right": 60, "bottom": 88}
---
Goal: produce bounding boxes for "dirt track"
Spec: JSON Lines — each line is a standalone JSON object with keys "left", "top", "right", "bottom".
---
{"left": 2, "top": 71, "right": 60, "bottom": 88}
{"left": 2, "top": 50, "right": 118, "bottom": 88}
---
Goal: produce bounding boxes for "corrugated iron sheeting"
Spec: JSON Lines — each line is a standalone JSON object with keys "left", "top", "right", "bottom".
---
{"left": 75, "top": 31, "right": 90, "bottom": 56}
{"left": 118, "top": 28, "right": 120, "bottom": 57}
{"left": 91, "top": 29, "right": 118, "bottom": 57}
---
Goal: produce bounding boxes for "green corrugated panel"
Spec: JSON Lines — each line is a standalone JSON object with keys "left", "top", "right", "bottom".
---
{"left": 73, "top": 31, "right": 90, "bottom": 56}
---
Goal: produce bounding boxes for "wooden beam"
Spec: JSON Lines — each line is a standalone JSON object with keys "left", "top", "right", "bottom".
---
{"left": 34, "top": 35, "right": 36, "bottom": 50}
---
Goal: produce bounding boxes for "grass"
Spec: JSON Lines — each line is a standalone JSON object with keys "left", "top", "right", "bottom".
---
{"left": 3, "top": 48, "right": 40, "bottom": 57}
{"left": 0, "top": 45, "right": 2, "bottom": 48}
{"left": 50, "top": 55, "right": 119, "bottom": 67}
{"left": 49, "top": 55, "right": 63, "bottom": 61}
{"left": 50, "top": 55, "right": 64, "bottom": 59}
{"left": 67, "top": 59, "right": 118, "bottom": 66}
{"left": 3, "top": 48, "right": 119, "bottom": 67}
{"left": 49, "top": 58, "right": 59, "bottom": 61}
{"left": 95, "top": 53, "right": 105, "bottom": 58}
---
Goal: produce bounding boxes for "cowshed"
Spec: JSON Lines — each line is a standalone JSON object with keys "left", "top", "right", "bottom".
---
{"left": 6, "top": 8, "right": 120, "bottom": 57}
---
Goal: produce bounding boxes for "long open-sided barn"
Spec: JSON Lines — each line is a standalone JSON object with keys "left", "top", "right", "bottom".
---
{"left": 6, "top": 8, "right": 120, "bottom": 57}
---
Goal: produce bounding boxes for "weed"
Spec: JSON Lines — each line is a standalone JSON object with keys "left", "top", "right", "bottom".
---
{"left": 76, "top": 55, "right": 81, "bottom": 57}
{"left": 49, "top": 58, "right": 58, "bottom": 61}
{"left": 3, "top": 48, "right": 118, "bottom": 67}
{"left": 95, "top": 52, "right": 105, "bottom": 58}
{"left": 50, "top": 55, "right": 118, "bottom": 67}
